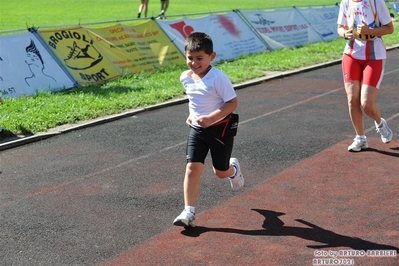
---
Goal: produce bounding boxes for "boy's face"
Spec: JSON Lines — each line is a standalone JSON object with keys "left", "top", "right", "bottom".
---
{"left": 185, "top": 50, "right": 216, "bottom": 78}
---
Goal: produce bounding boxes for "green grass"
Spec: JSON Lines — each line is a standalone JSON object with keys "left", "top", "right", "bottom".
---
{"left": 0, "top": 1, "right": 398, "bottom": 138}
{"left": 0, "top": 0, "right": 338, "bottom": 31}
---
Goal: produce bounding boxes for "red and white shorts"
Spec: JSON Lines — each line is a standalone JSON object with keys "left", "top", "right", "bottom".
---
{"left": 342, "top": 54, "right": 385, "bottom": 89}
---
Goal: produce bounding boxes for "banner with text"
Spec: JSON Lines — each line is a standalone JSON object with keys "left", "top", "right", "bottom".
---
{"left": 38, "top": 27, "right": 121, "bottom": 85}
{"left": 85, "top": 20, "right": 185, "bottom": 75}
{"left": 239, "top": 8, "right": 323, "bottom": 50}
{"left": 1, "top": 7, "right": 345, "bottom": 98}
{"left": 0, "top": 32, "right": 75, "bottom": 98}
{"left": 296, "top": 5, "right": 340, "bottom": 42}
{"left": 156, "top": 12, "right": 268, "bottom": 63}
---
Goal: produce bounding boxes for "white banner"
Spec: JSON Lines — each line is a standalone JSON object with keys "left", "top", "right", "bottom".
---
{"left": 296, "top": 5, "right": 340, "bottom": 42}
{"left": 240, "top": 8, "right": 323, "bottom": 50}
{"left": 156, "top": 12, "right": 268, "bottom": 63}
{"left": 0, "top": 32, "right": 75, "bottom": 98}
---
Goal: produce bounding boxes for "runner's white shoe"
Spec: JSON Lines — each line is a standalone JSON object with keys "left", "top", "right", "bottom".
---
{"left": 229, "top": 158, "right": 244, "bottom": 191}
{"left": 348, "top": 137, "right": 368, "bottom": 152}
{"left": 375, "top": 118, "right": 393, "bottom": 143}
{"left": 173, "top": 210, "right": 195, "bottom": 227}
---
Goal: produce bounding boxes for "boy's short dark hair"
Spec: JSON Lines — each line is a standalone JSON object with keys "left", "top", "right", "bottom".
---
{"left": 184, "top": 32, "right": 213, "bottom": 55}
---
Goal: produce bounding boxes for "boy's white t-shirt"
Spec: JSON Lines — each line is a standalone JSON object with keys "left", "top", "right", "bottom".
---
{"left": 337, "top": 0, "right": 392, "bottom": 60}
{"left": 180, "top": 67, "right": 237, "bottom": 128}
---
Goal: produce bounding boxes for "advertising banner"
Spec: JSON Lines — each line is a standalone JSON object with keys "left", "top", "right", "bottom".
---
{"left": 390, "top": 2, "right": 399, "bottom": 16}
{"left": 85, "top": 24, "right": 140, "bottom": 75}
{"left": 0, "top": 32, "right": 75, "bottom": 98}
{"left": 156, "top": 12, "right": 268, "bottom": 63}
{"left": 38, "top": 27, "right": 121, "bottom": 85}
{"left": 240, "top": 8, "right": 323, "bottom": 50}
{"left": 85, "top": 20, "right": 185, "bottom": 75}
{"left": 296, "top": 5, "right": 340, "bottom": 41}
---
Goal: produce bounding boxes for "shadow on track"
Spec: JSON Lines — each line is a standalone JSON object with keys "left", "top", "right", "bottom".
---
{"left": 181, "top": 209, "right": 399, "bottom": 252}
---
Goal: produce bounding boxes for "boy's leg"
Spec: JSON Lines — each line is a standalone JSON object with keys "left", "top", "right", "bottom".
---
{"left": 213, "top": 158, "right": 244, "bottom": 192}
{"left": 173, "top": 162, "right": 203, "bottom": 228}
{"left": 184, "top": 128, "right": 208, "bottom": 206}
{"left": 173, "top": 128, "right": 208, "bottom": 227}
{"left": 213, "top": 164, "right": 234, "bottom": 179}
{"left": 210, "top": 136, "right": 244, "bottom": 191}
{"left": 209, "top": 135, "right": 234, "bottom": 176}
{"left": 184, "top": 162, "right": 204, "bottom": 207}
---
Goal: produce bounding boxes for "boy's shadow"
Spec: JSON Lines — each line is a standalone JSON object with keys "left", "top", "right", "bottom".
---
{"left": 182, "top": 209, "right": 399, "bottom": 251}
{"left": 365, "top": 147, "right": 399, "bottom": 158}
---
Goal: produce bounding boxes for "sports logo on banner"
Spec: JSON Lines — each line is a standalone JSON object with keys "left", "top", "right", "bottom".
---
{"left": 156, "top": 12, "right": 268, "bottom": 63}
{"left": 0, "top": 32, "right": 75, "bottom": 98}
{"left": 38, "top": 27, "right": 120, "bottom": 85}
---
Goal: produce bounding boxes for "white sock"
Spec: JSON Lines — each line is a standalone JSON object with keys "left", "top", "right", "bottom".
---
{"left": 229, "top": 164, "right": 237, "bottom": 179}
{"left": 356, "top": 135, "right": 366, "bottom": 140}
{"left": 185, "top": 206, "right": 195, "bottom": 214}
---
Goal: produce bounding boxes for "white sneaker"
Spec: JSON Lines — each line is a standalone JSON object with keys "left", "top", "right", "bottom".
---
{"left": 348, "top": 137, "right": 368, "bottom": 152}
{"left": 173, "top": 210, "right": 195, "bottom": 227}
{"left": 375, "top": 118, "right": 393, "bottom": 143}
{"left": 229, "top": 158, "right": 244, "bottom": 191}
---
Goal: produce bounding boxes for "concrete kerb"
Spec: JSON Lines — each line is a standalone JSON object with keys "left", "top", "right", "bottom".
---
{"left": 1, "top": 45, "right": 398, "bottom": 151}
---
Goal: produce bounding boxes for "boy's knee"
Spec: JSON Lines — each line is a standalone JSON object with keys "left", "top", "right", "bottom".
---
{"left": 186, "top": 162, "right": 204, "bottom": 175}
{"left": 214, "top": 168, "right": 231, "bottom": 179}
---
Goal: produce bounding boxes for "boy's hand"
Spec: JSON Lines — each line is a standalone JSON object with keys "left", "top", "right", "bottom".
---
{"left": 196, "top": 115, "right": 212, "bottom": 128}
{"left": 186, "top": 117, "right": 192, "bottom": 127}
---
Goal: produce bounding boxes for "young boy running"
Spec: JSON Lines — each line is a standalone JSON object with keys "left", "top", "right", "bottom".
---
{"left": 173, "top": 32, "right": 244, "bottom": 228}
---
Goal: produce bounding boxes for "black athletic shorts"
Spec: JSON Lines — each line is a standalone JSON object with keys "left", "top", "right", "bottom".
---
{"left": 186, "top": 126, "right": 234, "bottom": 171}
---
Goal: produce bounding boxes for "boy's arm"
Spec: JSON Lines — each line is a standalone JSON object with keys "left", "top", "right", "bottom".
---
{"left": 196, "top": 97, "right": 238, "bottom": 128}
